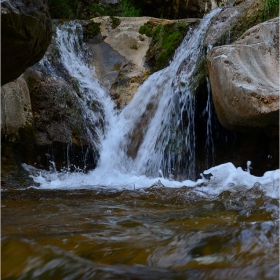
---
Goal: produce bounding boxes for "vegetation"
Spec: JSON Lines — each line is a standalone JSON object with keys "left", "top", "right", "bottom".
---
{"left": 48, "top": 0, "right": 142, "bottom": 19}
{"left": 262, "top": 0, "right": 279, "bottom": 19}
{"left": 121, "top": 0, "right": 141, "bottom": 17}
{"left": 189, "top": 57, "right": 207, "bottom": 95}
{"left": 139, "top": 25, "right": 152, "bottom": 37}
{"left": 83, "top": 21, "right": 101, "bottom": 41}
{"left": 110, "top": 16, "right": 121, "bottom": 29}
{"left": 139, "top": 20, "right": 195, "bottom": 71}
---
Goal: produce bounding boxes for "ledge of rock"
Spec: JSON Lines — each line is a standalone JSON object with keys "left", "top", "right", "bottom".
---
{"left": 207, "top": 18, "right": 279, "bottom": 133}
{"left": 85, "top": 16, "right": 199, "bottom": 108}
{"left": 1, "top": 0, "right": 52, "bottom": 86}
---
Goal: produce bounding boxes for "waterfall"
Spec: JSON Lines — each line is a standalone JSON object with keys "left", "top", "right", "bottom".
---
{"left": 21, "top": 9, "right": 279, "bottom": 200}
{"left": 26, "top": 9, "right": 222, "bottom": 182}
{"left": 96, "top": 9, "right": 221, "bottom": 180}
{"left": 37, "top": 22, "right": 116, "bottom": 171}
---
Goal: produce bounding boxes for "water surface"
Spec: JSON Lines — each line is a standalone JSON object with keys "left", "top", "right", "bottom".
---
{"left": 2, "top": 184, "right": 279, "bottom": 279}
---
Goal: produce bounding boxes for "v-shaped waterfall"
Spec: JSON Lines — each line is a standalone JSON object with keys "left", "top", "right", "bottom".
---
{"left": 98, "top": 10, "right": 220, "bottom": 180}
{"left": 44, "top": 9, "right": 221, "bottom": 181}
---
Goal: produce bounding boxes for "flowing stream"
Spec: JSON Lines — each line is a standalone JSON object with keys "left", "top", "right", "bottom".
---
{"left": 2, "top": 9, "right": 279, "bottom": 280}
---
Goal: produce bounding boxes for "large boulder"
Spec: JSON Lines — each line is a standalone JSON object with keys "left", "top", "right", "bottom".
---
{"left": 1, "top": 0, "right": 52, "bottom": 86}
{"left": 206, "top": 18, "right": 279, "bottom": 133}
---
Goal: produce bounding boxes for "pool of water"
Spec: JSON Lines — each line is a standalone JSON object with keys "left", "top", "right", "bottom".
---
{"left": 1, "top": 184, "right": 279, "bottom": 279}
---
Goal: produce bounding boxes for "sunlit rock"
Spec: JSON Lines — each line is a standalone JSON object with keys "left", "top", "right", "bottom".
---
{"left": 207, "top": 18, "right": 279, "bottom": 133}
{"left": 1, "top": 77, "right": 33, "bottom": 142}
{"left": 86, "top": 16, "right": 199, "bottom": 108}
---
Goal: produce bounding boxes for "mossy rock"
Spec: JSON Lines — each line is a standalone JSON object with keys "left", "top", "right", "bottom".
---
{"left": 110, "top": 16, "right": 121, "bottom": 29}
{"left": 83, "top": 21, "right": 101, "bottom": 41}
{"left": 212, "top": 0, "right": 266, "bottom": 46}
{"left": 139, "top": 21, "right": 155, "bottom": 37}
{"left": 190, "top": 57, "right": 207, "bottom": 95}
{"left": 139, "top": 19, "right": 198, "bottom": 72}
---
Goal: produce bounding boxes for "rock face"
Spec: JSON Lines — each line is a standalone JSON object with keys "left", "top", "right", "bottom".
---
{"left": 86, "top": 16, "right": 152, "bottom": 108}
{"left": 1, "top": 0, "right": 52, "bottom": 86}
{"left": 1, "top": 77, "right": 33, "bottom": 142}
{"left": 1, "top": 22, "right": 102, "bottom": 178}
{"left": 207, "top": 18, "right": 279, "bottom": 133}
{"left": 86, "top": 16, "right": 199, "bottom": 108}
{"left": 205, "top": 0, "right": 265, "bottom": 46}
{"left": 141, "top": 0, "right": 233, "bottom": 19}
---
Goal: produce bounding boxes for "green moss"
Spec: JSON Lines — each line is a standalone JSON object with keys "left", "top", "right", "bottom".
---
{"left": 83, "top": 22, "right": 101, "bottom": 41}
{"left": 89, "top": 3, "right": 115, "bottom": 17}
{"left": 213, "top": 0, "right": 266, "bottom": 46}
{"left": 121, "top": 0, "right": 141, "bottom": 16}
{"left": 156, "top": 51, "right": 169, "bottom": 69}
{"left": 130, "top": 44, "right": 139, "bottom": 50}
{"left": 262, "top": 0, "right": 279, "bottom": 20}
{"left": 110, "top": 16, "right": 121, "bottom": 29}
{"left": 177, "top": 22, "right": 187, "bottom": 32}
{"left": 142, "top": 21, "right": 191, "bottom": 71}
{"left": 139, "top": 19, "right": 192, "bottom": 75}
{"left": 49, "top": 0, "right": 142, "bottom": 19}
{"left": 139, "top": 25, "right": 152, "bottom": 37}
{"left": 190, "top": 57, "right": 207, "bottom": 94}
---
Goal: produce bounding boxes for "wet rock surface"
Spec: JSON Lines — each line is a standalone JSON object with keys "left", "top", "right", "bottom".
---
{"left": 206, "top": 18, "right": 279, "bottom": 132}
{"left": 1, "top": 0, "right": 52, "bottom": 86}
{"left": 1, "top": 23, "right": 101, "bottom": 183}
{"left": 85, "top": 16, "right": 199, "bottom": 109}
{"left": 205, "top": 0, "right": 265, "bottom": 46}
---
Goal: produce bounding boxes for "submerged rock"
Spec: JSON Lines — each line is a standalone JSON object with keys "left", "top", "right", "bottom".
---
{"left": 207, "top": 18, "right": 279, "bottom": 133}
{"left": 1, "top": 0, "right": 52, "bottom": 86}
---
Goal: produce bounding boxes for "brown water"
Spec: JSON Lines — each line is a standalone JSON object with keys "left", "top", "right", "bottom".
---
{"left": 1, "top": 185, "right": 279, "bottom": 279}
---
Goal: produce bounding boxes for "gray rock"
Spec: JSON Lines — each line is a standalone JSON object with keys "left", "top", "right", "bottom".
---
{"left": 204, "top": 0, "right": 265, "bottom": 46}
{"left": 207, "top": 18, "right": 279, "bottom": 132}
{"left": 1, "top": 77, "right": 33, "bottom": 142}
{"left": 1, "top": 0, "right": 52, "bottom": 85}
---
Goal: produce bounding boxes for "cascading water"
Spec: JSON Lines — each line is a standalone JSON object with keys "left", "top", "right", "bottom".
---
{"left": 4, "top": 10, "right": 279, "bottom": 280}
{"left": 38, "top": 22, "right": 116, "bottom": 171}
{"left": 204, "top": 77, "right": 215, "bottom": 169}
{"left": 23, "top": 9, "right": 279, "bottom": 198}
{"left": 97, "top": 9, "right": 222, "bottom": 180}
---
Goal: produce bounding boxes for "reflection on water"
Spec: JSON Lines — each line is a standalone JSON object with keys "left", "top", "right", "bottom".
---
{"left": 1, "top": 186, "right": 279, "bottom": 279}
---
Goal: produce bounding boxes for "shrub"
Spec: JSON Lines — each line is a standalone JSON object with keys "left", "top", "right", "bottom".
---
{"left": 139, "top": 25, "right": 152, "bottom": 37}
{"left": 262, "top": 0, "right": 279, "bottom": 20}
{"left": 110, "top": 16, "right": 121, "bottom": 29}
{"left": 121, "top": 0, "right": 141, "bottom": 17}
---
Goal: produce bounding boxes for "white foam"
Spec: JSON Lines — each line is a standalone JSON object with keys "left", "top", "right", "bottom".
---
{"left": 22, "top": 11, "right": 279, "bottom": 200}
{"left": 22, "top": 163, "right": 279, "bottom": 199}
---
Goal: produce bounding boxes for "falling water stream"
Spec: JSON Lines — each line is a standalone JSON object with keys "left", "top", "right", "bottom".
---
{"left": 1, "top": 9, "right": 279, "bottom": 280}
